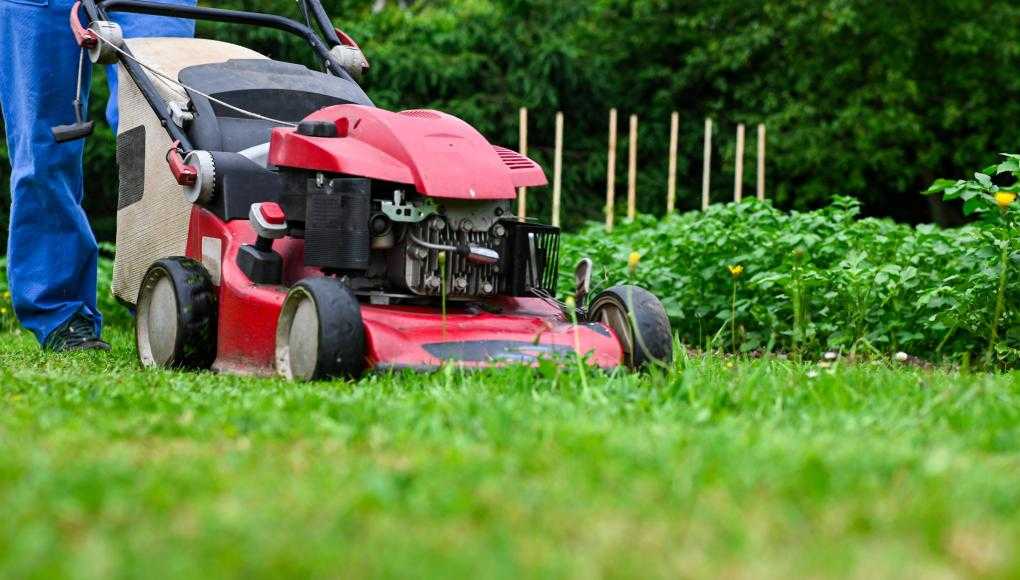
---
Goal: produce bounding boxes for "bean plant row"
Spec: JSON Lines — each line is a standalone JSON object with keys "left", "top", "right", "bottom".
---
{"left": 562, "top": 155, "right": 1019, "bottom": 367}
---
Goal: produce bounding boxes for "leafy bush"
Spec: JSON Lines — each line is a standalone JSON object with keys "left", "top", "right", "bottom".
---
{"left": 561, "top": 196, "right": 1019, "bottom": 366}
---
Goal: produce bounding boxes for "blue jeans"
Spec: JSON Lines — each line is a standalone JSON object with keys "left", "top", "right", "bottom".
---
{"left": 0, "top": 0, "right": 194, "bottom": 345}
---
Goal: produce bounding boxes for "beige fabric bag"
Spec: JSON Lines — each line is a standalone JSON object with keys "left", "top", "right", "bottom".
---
{"left": 112, "top": 38, "right": 265, "bottom": 304}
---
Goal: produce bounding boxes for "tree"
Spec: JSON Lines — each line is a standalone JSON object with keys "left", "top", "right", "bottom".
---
{"left": 3, "top": 0, "right": 1017, "bottom": 252}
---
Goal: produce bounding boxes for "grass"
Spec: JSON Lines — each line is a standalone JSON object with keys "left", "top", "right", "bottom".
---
{"left": 1, "top": 327, "right": 1020, "bottom": 579}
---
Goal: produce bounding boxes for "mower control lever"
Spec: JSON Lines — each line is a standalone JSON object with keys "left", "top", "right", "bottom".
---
{"left": 51, "top": 47, "right": 94, "bottom": 143}
{"left": 330, "top": 28, "right": 369, "bottom": 80}
{"left": 166, "top": 142, "right": 198, "bottom": 187}
{"left": 70, "top": 1, "right": 99, "bottom": 49}
{"left": 238, "top": 203, "right": 287, "bottom": 285}
{"left": 250, "top": 202, "right": 288, "bottom": 243}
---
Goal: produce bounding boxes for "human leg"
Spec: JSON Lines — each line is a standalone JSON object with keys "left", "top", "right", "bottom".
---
{"left": 0, "top": 0, "right": 104, "bottom": 345}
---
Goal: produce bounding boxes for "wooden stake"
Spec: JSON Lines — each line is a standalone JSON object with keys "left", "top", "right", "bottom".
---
{"left": 734, "top": 124, "right": 745, "bottom": 202}
{"left": 552, "top": 112, "right": 564, "bottom": 228}
{"left": 605, "top": 109, "right": 618, "bottom": 231}
{"left": 757, "top": 124, "right": 767, "bottom": 201}
{"left": 667, "top": 111, "right": 679, "bottom": 213}
{"left": 702, "top": 118, "right": 713, "bottom": 211}
{"left": 517, "top": 107, "right": 528, "bottom": 220}
{"left": 627, "top": 114, "right": 638, "bottom": 221}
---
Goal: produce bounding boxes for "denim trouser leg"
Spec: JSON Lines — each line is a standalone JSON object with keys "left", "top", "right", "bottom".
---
{"left": 0, "top": 0, "right": 195, "bottom": 344}
{"left": 0, "top": 0, "right": 100, "bottom": 344}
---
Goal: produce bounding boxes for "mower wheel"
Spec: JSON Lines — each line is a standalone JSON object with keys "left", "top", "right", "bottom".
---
{"left": 136, "top": 257, "right": 218, "bottom": 369}
{"left": 275, "top": 277, "right": 366, "bottom": 381}
{"left": 588, "top": 285, "right": 673, "bottom": 370}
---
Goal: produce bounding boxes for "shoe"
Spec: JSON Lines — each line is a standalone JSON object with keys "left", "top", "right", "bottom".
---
{"left": 44, "top": 313, "right": 111, "bottom": 352}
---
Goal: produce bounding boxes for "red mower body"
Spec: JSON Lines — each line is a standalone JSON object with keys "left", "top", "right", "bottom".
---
{"left": 185, "top": 207, "right": 625, "bottom": 375}
{"left": 78, "top": 0, "right": 672, "bottom": 379}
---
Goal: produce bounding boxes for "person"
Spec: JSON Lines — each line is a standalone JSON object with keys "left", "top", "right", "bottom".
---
{"left": 0, "top": 0, "right": 196, "bottom": 351}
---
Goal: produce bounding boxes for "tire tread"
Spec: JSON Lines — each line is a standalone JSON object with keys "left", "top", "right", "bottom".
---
{"left": 137, "top": 257, "right": 218, "bottom": 369}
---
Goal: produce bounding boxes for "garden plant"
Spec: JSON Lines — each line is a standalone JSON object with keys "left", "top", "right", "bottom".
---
{"left": 562, "top": 160, "right": 1020, "bottom": 368}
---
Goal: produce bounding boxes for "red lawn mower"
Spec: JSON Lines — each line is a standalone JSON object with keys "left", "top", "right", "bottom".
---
{"left": 68, "top": 0, "right": 672, "bottom": 380}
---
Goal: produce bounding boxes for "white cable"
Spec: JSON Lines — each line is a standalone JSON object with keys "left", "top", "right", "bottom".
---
{"left": 93, "top": 30, "right": 299, "bottom": 128}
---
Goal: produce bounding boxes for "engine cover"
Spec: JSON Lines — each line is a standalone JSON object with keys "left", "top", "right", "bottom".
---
{"left": 304, "top": 178, "right": 372, "bottom": 272}
{"left": 268, "top": 105, "right": 547, "bottom": 200}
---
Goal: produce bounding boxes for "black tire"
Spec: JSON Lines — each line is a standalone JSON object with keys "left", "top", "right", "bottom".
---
{"left": 588, "top": 285, "right": 673, "bottom": 370}
{"left": 136, "top": 257, "right": 218, "bottom": 369}
{"left": 275, "top": 277, "right": 366, "bottom": 381}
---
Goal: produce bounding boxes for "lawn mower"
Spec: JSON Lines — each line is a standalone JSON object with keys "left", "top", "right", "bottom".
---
{"left": 65, "top": 0, "right": 673, "bottom": 379}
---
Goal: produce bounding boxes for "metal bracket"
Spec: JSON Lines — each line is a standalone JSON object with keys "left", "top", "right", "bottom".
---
{"left": 381, "top": 193, "right": 436, "bottom": 223}
{"left": 574, "top": 257, "right": 593, "bottom": 306}
{"left": 168, "top": 101, "right": 195, "bottom": 128}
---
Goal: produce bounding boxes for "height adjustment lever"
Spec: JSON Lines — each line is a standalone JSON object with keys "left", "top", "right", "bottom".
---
{"left": 166, "top": 141, "right": 198, "bottom": 187}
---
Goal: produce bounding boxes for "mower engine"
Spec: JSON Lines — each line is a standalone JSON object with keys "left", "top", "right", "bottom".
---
{"left": 269, "top": 107, "right": 559, "bottom": 301}
{"left": 391, "top": 200, "right": 512, "bottom": 298}
{"left": 279, "top": 178, "right": 559, "bottom": 300}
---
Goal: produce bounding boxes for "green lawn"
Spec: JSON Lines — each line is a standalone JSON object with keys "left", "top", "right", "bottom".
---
{"left": 1, "top": 328, "right": 1019, "bottom": 579}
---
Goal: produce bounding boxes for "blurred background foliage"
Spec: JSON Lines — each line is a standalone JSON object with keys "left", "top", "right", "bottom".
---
{"left": 2, "top": 0, "right": 1019, "bottom": 251}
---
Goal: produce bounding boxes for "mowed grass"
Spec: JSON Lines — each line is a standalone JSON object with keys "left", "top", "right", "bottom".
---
{"left": 1, "top": 328, "right": 1020, "bottom": 579}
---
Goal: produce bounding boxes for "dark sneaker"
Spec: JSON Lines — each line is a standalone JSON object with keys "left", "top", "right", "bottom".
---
{"left": 44, "top": 313, "right": 111, "bottom": 352}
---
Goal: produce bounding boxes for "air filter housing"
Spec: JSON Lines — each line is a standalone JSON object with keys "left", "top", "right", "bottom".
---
{"left": 304, "top": 178, "right": 371, "bottom": 272}
{"left": 499, "top": 220, "right": 560, "bottom": 296}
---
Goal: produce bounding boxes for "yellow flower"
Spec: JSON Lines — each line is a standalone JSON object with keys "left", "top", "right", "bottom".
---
{"left": 627, "top": 251, "right": 641, "bottom": 274}
{"left": 728, "top": 264, "right": 744, "bottom": 279}
{"left": 995, "top": 191, "right": 1016, "bottom": 209}
{"left": 2, "top": 291, "right": 9, "bottom": 301}
{"left": 0, "top": 307, "right": 7, "bottom": 315}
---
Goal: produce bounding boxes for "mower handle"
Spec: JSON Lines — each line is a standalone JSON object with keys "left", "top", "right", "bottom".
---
{"left": 74, "top": 0, "right": 355, "bottom": 155}
{"left": 302, "top": 0, "right": 344, "bottom": 48}
{"left": 88, "top": 0, "right": 353, "bottom": 81}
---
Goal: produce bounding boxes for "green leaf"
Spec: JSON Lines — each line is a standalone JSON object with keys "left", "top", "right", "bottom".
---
{"left": 943, "top": 183, "right": 966, "bottom": 200}
{"left": 925, "top": 179, "right": 955, "bottom": 195}
{"left": 997, "top": 157, "right": 1020, "bottom": 174}
{"left": 962, "top": 196, "right": 985, "bottom": 216}
{"left": 960, "top": 188, "right": 980, "bottom": 201}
